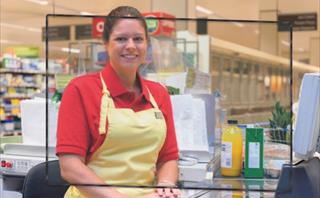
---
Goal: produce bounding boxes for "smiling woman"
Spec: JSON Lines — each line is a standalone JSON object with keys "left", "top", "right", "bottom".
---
{"left": 105, "top": 19, "right": 148, "bottom": 85}
{"left": 56, "top": 6, "right": 180, "bottom": 198}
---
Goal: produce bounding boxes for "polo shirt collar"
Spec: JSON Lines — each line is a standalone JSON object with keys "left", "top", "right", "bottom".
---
{"left": 101, "top": 62, "right": 151, "bottom": 102}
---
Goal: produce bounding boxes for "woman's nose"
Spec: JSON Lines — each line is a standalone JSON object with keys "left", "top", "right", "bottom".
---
{"left": 125, "top": 38, "right": 136, "bottom": 49}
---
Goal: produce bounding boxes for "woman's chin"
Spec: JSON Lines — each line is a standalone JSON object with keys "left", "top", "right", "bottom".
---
{"left": 121, "top": 60, "right": 141, "bottom": 68}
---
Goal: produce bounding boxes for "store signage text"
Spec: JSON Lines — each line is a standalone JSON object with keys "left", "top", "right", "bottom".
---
{"left": 278, "top": 13, "right": 317, "bottom": 31}
{"left": 42, "top": 26, "right": 70, "bottom": 41}
{"left": 75, "top": 24, "right": 92, "bottom": 40}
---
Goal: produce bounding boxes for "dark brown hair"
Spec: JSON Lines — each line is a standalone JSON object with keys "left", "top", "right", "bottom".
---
{"left": 103, "top": 6, "right": 148, "bottom": 42}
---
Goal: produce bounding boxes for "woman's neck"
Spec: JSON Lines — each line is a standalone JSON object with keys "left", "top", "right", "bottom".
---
{"left": 112, "top": 65, "right": 140, "bottom": 93}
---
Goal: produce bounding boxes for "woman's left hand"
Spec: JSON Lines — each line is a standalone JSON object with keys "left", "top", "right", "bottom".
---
{"left": 156, "top": 187, "right": 180, "bottom": 198}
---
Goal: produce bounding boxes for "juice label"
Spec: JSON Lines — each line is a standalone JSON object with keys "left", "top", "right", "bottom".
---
{"left": 249, "top": 142, "right": 260, "bottom": 168}
{"left": 221, "top": 141, "right": 232, "bottom": 168}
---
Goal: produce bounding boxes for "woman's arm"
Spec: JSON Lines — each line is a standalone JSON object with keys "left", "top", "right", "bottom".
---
{"left": 156, "top": 160, "right": 180, "bottom": 197}
{"left": 156, "top": 160, "right": 178, "bottom": 184}
{"left": 59, "top": 154, "right": 127, "bottom": 198}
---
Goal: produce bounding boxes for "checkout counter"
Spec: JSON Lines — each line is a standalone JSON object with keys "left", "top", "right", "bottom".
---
{"left": 1, "top": 73, "right": 319, "bottom": 198}
{"left": 0, "top": 98, "right": 58, "bottom": 198}
{"left": 0, "top": 144, "right": 57, "bottom": 198}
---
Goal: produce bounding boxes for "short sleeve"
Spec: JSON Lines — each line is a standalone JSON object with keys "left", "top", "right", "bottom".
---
{"left": 156, "top": 86, "right": 179, "bottom": 164}
{"left": 56, "top": 83, "right": 90, "bottom": 157}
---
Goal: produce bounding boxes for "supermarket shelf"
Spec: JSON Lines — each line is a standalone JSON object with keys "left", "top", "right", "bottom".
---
{"left": 1, "top": 85, "right": 40, "bottom": 89}
{"left": 0, "top": 104, "right": 21, "bottom": 108}
{"left": 1, "top": 112, "right": 21, "bottom": 117}
{"left": 2, "top": 95, "right": 32, "bottom": 99}
{"left": 0, "top": 131, "right": 22, "bottom": 137}
{"left": 0, "top": 68, "right": 55, "bottom": 75}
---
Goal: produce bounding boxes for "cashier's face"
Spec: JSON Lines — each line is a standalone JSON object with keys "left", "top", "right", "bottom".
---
{"left": 105, "top": 19, "right": 147, "bottom": 73}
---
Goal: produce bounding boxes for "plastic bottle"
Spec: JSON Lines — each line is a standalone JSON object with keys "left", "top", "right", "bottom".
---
{"left": 221, "top": 120, "right": 243, "bottom": 176}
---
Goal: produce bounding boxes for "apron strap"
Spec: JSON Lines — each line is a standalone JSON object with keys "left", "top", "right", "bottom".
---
{"left": 99, "top": 72, "right": 160, "bottom": 134}
{"left": 99, "top": 73, "right": 114, "bottom": 134}
{"left": 146, "top": 87, "right": 159, "bottom": 109}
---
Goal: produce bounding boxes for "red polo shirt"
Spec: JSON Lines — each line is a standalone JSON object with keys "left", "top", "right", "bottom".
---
{"left": 56, "top": 63, "right": 179, "bottom": 164}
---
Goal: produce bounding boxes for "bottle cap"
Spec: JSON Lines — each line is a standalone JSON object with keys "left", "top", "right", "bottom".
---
{"left": 227, "top": 120, "right": 238, "bottom": 124}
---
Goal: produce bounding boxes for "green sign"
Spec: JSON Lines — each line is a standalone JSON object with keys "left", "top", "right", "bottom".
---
{"left": 55, "top": 74, "right": 75, "bottom": 90}
{"left": 145, "top": 18, "right": 158, "bottom": 34}
{"left": 5, "top": 46, "right": 40, "bottom": 58}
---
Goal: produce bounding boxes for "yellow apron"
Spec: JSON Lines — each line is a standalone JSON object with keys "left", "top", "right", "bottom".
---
{"left": 64, "top": 73, "right": 167, "bottom": 198}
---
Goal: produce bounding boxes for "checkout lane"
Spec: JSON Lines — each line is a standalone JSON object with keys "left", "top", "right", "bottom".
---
{"left": 1, "top": 73, "right": 320, "bottom": 197}
{"left": 0, "top": 92, "right": 274, "bottom": 198}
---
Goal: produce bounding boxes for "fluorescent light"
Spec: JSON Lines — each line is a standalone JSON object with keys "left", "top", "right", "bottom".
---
{"left": 196, "top": 5, "right": 214, "bottom": 15}
{"left": 24, "top": 0, "right": 48, "bottom": 5}
{"left": 0, "top": 23, "right": 41, "bottom": 32}
{"left": 61, "top": 48, "right": 80, "bottom": 54}
{"left": 232, "top": 22, "right": 244, "bottom": 28}
{"left": 0, "top": 39, "right": 22, "bottom": 44}
{"left": 26, "top": 27, "right": 41, "bottom": 32}
{"left": 196, "top": 8, "right": 245, "bottom": 28}
{"left": 281, "top": 40, "right": 290, "bottom": 46}
{"left": 80, "top": 11, "right": 94, "bottom": 15}
{"left": 264, "top": 76, "right": 270, "bottom": 87}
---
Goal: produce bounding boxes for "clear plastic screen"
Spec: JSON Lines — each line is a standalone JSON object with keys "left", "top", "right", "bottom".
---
{"left": 44, "top": 15, "right": 294, "bottom": 197}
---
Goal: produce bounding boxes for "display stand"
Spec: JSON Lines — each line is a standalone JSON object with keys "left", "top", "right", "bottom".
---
{"left": 275, "top": 157, "right": 320, "bottom": 198}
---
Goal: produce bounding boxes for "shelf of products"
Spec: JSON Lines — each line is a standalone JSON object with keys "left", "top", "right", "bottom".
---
{"left": 0, "top": 56, "right": 62, "bottom": 135}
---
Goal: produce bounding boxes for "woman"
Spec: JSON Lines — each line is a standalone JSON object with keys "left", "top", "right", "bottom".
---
{"left": 56, "top": 6, "right": 180, "bottom": 198}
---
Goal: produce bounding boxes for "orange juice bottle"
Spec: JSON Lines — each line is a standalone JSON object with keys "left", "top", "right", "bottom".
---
{"left": 221, "top": 120, "right": 243, "bottom": 176}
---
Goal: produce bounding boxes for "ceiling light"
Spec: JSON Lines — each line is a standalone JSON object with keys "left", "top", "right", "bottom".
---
{"left": 281, "top": 40, "right": 290, "bottom": 46}
{"left": 80, "top": 11, "right": 94, "bottom": 15}
{"left": 61, "top": 48, "right": 80, "bottom": 54}
{"left": 0, "top": 39, "right": 22, "bottom": 44}
{"left": 196, "top": 5, "right": 214, "bottom": 15}
{"left": 24, "top": 0, "right": 48, "bottom": 5}
{"left": 232, "top": 22, "right": 244, "bottom": 28}
{"left": 0, "top": 23, "right": 41, "bottom": 32}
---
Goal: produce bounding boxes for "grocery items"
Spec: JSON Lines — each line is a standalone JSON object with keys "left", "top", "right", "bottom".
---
{"left": 221, "top": 120, "right": 243, "bottom": 177}
{"left": 244, "top": 128, "right": 264, "bottom": 178}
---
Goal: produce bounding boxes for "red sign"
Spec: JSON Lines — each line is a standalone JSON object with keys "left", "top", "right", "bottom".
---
{"left": 143, "top": 12, "right": 176, "bottom": 37}
{"left": 92, "top": 12, "right": 176, "bottom": 38}
{"left": 92, "top": 17, "right": 105, "bottom": 38}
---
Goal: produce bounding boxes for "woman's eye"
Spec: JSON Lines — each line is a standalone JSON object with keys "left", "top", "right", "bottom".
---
{"left": 116, "top": 37, "right": 127, "bottom": 42}
{"left": 134, "top": 37, "right": 144, "bottom": 42}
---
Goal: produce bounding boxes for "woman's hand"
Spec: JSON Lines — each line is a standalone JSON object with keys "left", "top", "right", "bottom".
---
{"left": 155, "top": 160, "right": 180, "bottom": 198}
{"left": 155, "top": 187, "right": 180, "bottom": 198}
{"left": 156, "top": 182, "right": 180, "bottom": 198}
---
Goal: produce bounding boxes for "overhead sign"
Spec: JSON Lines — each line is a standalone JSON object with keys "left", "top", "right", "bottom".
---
{"left": 143, "top": 12, "right": 176, "bottom": 37}
{"left": 5, "top": 46, "right": 40, "bottom": 58}
{"left": 92, "top": 17, "right": 105, "bottom": 38}
{"left": 75, "top": 24, "right": 92, "bottom": 40}
{"left": 42, "top": 25, "right": 70, "bottom": 41}
{"left": 278, "top": 13, "right": 317, "bottom": 31}
{"left": 55, "top": 74, "right": 75, "bottom": 90}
